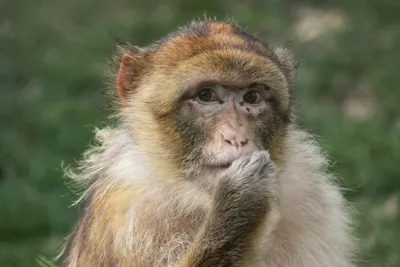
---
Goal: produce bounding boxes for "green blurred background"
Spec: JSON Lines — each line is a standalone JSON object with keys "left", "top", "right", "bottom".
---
{"left": 1, "top": 0, "right": 399, "bottom": 266}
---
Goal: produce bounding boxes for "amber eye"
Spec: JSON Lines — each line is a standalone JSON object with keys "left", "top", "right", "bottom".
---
{"left": 243, "top": 90, "right": 260, "bottom": 104}
{"left": 196, "top": 87, "right": 216, "bottom": 103}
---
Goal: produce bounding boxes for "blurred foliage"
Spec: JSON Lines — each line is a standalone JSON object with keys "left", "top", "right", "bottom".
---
{"left": 0, "top": 0, "right": 399, "bottom": 266}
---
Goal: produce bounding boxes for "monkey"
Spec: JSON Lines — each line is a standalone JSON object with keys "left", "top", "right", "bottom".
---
{"left": 60, "top": 19, "right": 356, "bottom": 267}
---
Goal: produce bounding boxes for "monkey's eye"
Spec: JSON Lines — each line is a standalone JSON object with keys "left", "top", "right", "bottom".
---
{"left": 243, "top": 90, "right": 261, "bottom": 104}
{"left": 196, "top": 87, "right": 218, "bottom": 103}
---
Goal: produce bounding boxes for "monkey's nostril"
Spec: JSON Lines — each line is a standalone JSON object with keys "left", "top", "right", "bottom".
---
{"left": 240, "top": 139, "right": 249, "bottom": 146}
{"left": 225, "top": 139, "right": 233, "bottom": 145}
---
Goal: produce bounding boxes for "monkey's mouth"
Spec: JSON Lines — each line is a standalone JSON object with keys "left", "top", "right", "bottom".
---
{"left": 206, "top": 162, "right": 232, "bottom": 169}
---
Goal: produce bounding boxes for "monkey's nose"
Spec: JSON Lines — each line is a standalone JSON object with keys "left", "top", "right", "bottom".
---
{"left": 222, "top": 133, "right": 249, "bottom": 149}
{"left": 224, "top": 138, "right": 249, "bottom": 148}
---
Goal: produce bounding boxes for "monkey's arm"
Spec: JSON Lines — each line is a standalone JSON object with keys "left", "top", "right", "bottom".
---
{"left": 179, "top": 151, "right": 278, "bottom": 267}
{"left": 61, "top": 152, "right": 277, "bottom": 267}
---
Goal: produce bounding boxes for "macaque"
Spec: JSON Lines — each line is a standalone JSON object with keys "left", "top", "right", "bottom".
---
{"left": 61, "top": 19, "right": 356, "bottom": 267}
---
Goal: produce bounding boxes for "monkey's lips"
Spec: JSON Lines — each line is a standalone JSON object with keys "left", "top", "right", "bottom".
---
{"left": 203, "top": 153, "right": 244, "bottom": 170}
{"left": 206, "top": 161, "right": 233, "bottom": 169}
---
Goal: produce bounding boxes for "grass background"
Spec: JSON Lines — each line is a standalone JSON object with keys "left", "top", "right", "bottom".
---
{"left": 1, "top": 0, "right": 399, "bottom": 266}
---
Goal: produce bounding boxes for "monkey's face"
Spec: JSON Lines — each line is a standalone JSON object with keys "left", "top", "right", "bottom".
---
{"left": 173, "top": 79, "right": 289, "bottom": 184}
{"left": 176, "top": 83, "right": 275, "bottom": 172}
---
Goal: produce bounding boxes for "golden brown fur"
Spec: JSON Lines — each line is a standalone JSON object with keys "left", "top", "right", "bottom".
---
{"left": 61, "top": 19, "right": 356, "bottom": 267}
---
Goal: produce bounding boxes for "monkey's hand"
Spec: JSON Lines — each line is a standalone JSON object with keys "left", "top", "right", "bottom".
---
{"left": 179, "top": 151, "right": 279, "bottom": 267}
{"left": 210, "top": 150, "right": 279, "bottom": 234}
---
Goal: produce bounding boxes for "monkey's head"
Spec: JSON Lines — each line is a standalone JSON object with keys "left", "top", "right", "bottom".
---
{"left": 115, "top": 20, "right": 296, "bottom": 183}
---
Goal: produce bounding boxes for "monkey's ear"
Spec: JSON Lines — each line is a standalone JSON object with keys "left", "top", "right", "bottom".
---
{"left": 116, "top": 46, "right": 145, "bottom": 105}
{"left": 274, "top": 46, "right": 298, "bottom": 83}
